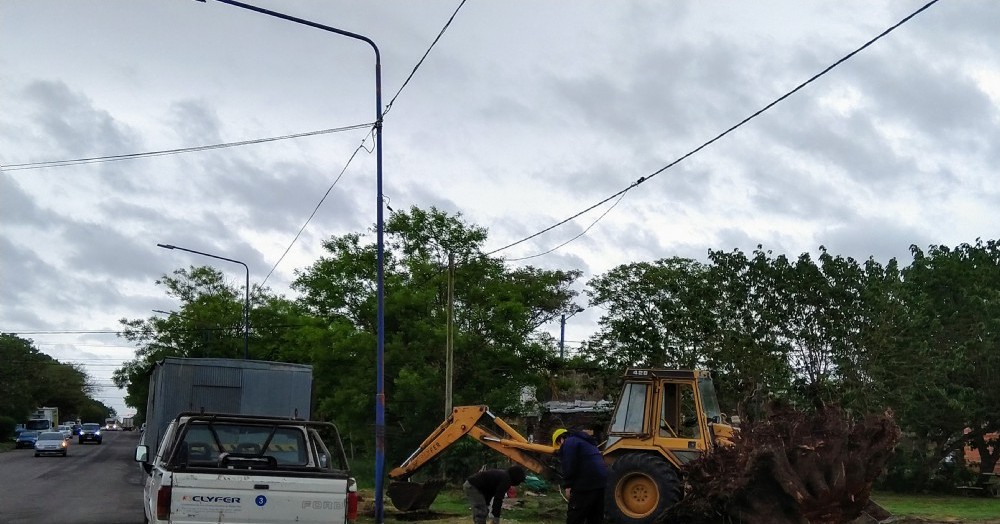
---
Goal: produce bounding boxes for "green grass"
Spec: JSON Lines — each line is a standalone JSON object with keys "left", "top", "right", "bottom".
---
{"left": 357, "top": 486, "right": 1000, "bottom": 524}
{"left": 873, "top": 491, "right": 1000, "bottom": 522}
{"left": 358, "top": 484, "right": 566, "bottom": 524}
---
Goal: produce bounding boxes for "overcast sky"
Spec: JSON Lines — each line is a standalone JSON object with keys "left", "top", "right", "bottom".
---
{"left": 2, "top": 0, "right": 997, "bottom": 418}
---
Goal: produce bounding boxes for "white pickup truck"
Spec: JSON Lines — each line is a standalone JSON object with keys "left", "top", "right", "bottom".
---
{"left": 135, "top": 412, "right": 358, "bottom": 524}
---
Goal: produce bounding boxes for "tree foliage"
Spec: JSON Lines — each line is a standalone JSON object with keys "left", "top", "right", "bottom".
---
{"left": 585, "top": 240, "right": 1000, "bottom": 490}
{"left": 114, "top": 265, "right": 314, "bottom": 423}
{"left": 110, "top": 209, "right": 998, "bottom": 492}
{"left": 875, "top": 240, "right": 1000, "bottom": 482}
{"left": 115, "top": 206, "right": 580, "bottom": 470}
{"left": 0, "top": 333, "right": 111, "bottom": 430}
{"left": 294, "top": 206, "right": 580, "bottom": 464}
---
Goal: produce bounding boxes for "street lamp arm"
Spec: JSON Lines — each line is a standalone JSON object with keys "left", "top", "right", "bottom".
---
{"left": 157, "top": 243, "right": 248, "bottom": 271}
{"left": 156, "top": 243, "right": 251, "bottom": 360}
{"left": 209, "top": 0, "right": 381, "bottom": 67}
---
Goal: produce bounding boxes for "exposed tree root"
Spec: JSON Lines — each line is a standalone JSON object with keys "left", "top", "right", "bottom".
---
{"left": 662, "top": 402, "right": 900, "bottom": 524}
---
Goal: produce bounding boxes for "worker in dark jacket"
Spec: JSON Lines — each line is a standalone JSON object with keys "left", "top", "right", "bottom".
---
{"left": 463, "top": 465, "right": 526, "bottom": 524}
{"left": 553, "top": 428, "right": 608, "bottom": 524}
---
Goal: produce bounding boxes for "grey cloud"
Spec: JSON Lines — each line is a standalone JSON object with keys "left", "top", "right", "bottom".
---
{"left": 166, "top": 100, "right": 223, "bottom": 145}
{"left": 22, "top": 80, "right": 140, "bottom": 159}
{"left": 848, "top": 49, "right": 996, "bottom": 138}
{"left": 182, "top": 153, "right": 369, "bottom": 236}
{"left": 0, "top": 176, "right": 47, "bottom": 224}
{"left": 737, "top": 149, "right": 865, "bottom": 223}
{"left": 62, "top": 220, "right": 165, "bottom": 281}
{"left": 0, "top": 235, "right": 60, "bottom": 318}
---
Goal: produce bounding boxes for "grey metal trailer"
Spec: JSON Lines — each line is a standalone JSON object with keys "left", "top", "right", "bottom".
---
{"left": 140, "top": 357, "right": 313, "bottom": 465}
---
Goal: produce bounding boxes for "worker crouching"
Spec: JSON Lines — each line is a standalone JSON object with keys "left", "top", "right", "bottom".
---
{"left": 463, "top": 465, "right": 526, "bottom": 524}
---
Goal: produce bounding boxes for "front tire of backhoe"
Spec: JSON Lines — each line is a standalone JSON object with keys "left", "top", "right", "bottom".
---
{"left": 605, "top": 453, "right": 682, "bottom": 524}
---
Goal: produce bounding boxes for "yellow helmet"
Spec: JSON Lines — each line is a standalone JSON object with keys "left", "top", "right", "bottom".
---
{"left": 551, "top": 428, "right": 568, "bottom": 447}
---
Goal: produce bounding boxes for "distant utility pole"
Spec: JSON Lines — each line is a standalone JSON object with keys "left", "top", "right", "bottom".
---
{"left": 560, "top": 306, "right": 584, "bottom": 358}
{"left": 445, "top": 252, "right": 455, "bottom": 416}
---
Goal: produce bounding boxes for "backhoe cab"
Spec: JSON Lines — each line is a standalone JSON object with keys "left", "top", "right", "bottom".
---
{"left": 602, "top": 369, "right": 736, "bottom": 524}
{"left": 388, "top": 369, "right": 734, "bottom": 524}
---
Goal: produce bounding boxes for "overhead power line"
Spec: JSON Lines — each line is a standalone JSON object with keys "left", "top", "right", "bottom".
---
{"left": 383, "top": 0, "right": 468, "bottom": 117}
{"left": 260, "top": 0, "right": 469, "bottom": 285}
{"left": 0, "top": 123, "right": 373, "bottom": 172}
{"left": 489, "top": 0, "right": 941, "bottom": 259}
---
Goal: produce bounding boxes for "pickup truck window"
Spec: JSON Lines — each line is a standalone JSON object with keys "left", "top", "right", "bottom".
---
{"left": 181, "top": 422, "right": 308, "bottom": 466}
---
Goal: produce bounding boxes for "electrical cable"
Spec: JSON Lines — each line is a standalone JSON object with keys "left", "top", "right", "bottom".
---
{"left": 260, "top": 0, "right": 469, "bottom": 285}
{"left": 504, "top": 190, "right": 629, "bottom": 262}
{"left": 487, "top": 0, "right": 941, "bottom": 259}
{"left": 260, "top": 142, "right": 367, "bottom": 287}
{"left": 383, "top": 0, "right": 468, "bottom": 117}
{"left": 0, "top": 123, "right": 373, "bottom": 171}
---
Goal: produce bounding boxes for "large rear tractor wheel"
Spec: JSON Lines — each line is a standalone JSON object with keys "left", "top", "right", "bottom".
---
{"left": 606, "top": 452, "right": 682, "bottom": 524}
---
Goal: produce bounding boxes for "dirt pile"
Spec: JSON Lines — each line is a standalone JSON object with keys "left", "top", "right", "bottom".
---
{"left": 663, "top": 402, "right": 901, "bottom": 524}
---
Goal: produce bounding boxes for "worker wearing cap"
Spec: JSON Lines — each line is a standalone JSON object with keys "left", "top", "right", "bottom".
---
{"left": 553, "top": 428, "right": 607, "bottom": 524}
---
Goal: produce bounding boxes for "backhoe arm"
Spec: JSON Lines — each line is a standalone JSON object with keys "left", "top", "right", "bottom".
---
{"left": 389, "top": 405, "right": 558, "bottom": 480}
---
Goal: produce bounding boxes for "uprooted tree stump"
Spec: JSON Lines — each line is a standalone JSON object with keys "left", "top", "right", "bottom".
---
{"left": 662, "top": 402, "right": 900, "bottom": 524}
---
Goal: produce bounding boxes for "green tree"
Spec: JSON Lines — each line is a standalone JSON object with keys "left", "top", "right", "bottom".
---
{"left": 114, "top": 266, "right": 314, "bottom": 419}
{"left": 584, "top": 246, "right": 895, "bottom": 418}
{"left": 0, "top": 333, "right": 109, "bottom": 428}
{"left": 882, "top": 240, "right": 1000, "bottom": 481}
{"left": 0, "top": 333, "right": 47, "bottom": 423}
{"left": 294, "top": 206, "right": 581, "bottom": 464}
{"left": 705, "top": 247, "right": 796, "bottom": 415}
{"left": 584, "top": 258, "right": 717, "bottom": 369}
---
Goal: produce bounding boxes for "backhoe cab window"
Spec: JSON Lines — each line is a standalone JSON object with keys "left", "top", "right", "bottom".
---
{"left": 609, "top": 382, "right": 648, "bottom": 434}
{"left": 659, "top": 383, "right": 701, "bottom": 440}
{"left": 697, "top": 377, "right": 722, "bottom": 422}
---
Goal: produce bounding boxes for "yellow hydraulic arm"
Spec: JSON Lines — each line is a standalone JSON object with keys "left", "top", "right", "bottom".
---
{"left": 389, "top": 405, "right": 559, "bottom": 480}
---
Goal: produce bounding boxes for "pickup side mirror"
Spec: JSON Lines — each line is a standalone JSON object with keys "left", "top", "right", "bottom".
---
{"left": 135, "top": 445, "right": 148, "bottom": 463}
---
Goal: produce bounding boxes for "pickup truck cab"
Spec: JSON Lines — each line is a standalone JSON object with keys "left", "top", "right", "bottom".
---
{"left": 136, "top": 412, "right": 357, "bottom": 524}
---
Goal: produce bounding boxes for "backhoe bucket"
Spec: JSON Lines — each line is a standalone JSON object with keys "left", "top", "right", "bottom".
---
{"left": 388, "top": 479, "right": 447, "bottom": 511}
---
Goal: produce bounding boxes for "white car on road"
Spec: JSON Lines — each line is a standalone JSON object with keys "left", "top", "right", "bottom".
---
{"left": 35, "top": 431, "right": 68, "bottom": 457}
{"left": 57, "top": 425, "right": 73, "bottom": 440}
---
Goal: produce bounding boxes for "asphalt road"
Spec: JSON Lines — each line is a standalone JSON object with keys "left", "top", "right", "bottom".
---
{"left": 0, "top": 429, "right": 147, "bottom": 524}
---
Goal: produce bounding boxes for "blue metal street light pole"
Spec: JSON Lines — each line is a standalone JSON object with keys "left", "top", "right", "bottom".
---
{"left": 195, "top": 2, "right": 387, "bottom": 521}
{"left": 156, "top": 243, "right": 250, "bottom": 360}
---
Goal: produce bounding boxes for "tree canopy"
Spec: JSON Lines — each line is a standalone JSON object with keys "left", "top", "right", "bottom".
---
{"left": 112, "top": 205, "right": 998, "bottom": 491}
{"left": 0, "top": 333, "right": 113, "bottom": 434}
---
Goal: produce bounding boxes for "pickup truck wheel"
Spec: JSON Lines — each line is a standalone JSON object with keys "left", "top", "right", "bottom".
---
{"left": 605, "top": 452, "right": 682, "bottom": 524}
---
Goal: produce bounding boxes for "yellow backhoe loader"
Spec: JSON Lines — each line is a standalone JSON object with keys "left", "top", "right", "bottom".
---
{"left": 388, "top": 368, "right": 738, "bottom": 524}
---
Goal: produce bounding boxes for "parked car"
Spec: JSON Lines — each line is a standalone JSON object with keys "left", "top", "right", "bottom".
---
{"left": 15, "top": 431, "right": 39, "bottom": 449}
{"left": 34, "top": 431, "right": 68, "bottom": 457}
{"left": 78, "top": 423, "right": 102, "bottom": 445}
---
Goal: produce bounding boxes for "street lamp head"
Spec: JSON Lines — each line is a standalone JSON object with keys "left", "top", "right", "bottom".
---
{"left": 156, "top": 243, "right": 176, "bottom": 250}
